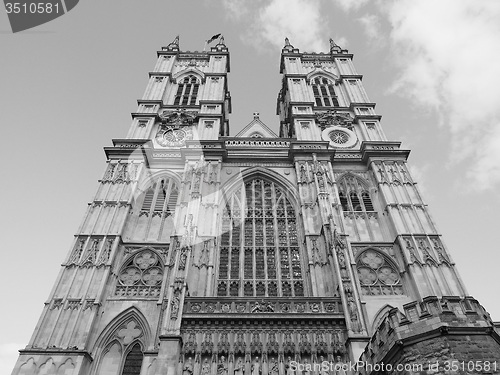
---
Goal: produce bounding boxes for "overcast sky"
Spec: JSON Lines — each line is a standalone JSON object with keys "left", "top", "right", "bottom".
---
{"left": 1, "top": 0, "right": 500, "bottom": 372}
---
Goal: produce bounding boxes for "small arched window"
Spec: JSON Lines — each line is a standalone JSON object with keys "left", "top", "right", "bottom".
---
{"left": 337, "top": 175, "right": 374, "bottom": 212}
{"left": 311, "top": 77, "right": 339, "bottom": 107}
{"left": 174, "top": 75, "right": 199, "bottom": 106}
{"left": 356, "top": 249, "right": 403, "bottom": 295}
{"left": 140, "top": 178, "right": 178, "bottom": 216}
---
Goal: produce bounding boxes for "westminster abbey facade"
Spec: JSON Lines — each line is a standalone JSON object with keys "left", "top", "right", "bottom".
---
{"left": 11, "top": 37, "right": 500, "bottom": 375}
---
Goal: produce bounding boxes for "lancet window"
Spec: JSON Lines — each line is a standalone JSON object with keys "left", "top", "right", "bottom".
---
{"left": 217, "top": 178, "right": 304, "bottom": 297}
{"left": 356, "top": 249, "right": 403, "bottom": 295}
{"left": 337, "top": 175, "right": 374, "bottom": 212}
{"left": 337, "top": 174, "right": 382, "bottom": 241}
{"left": 122, "top": 343, "right": 143, "bottom": 375}
{"left": 115, "top": 250, "right": 164, "bottom": 298}
{"left": 311, "top": 77, "right": 339, "bottom": 107}
{"left": 140, "top": 177, "right": 179, "bottom": 217}
{"left": 173, "top": 75, "right": 199, "bottom": 106}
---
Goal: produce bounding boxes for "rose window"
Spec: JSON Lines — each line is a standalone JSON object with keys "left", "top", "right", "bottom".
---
{"left": 356, "top": 250, "right": 403, "bottom": 296}
{"left": 115, "top": 250, "right": 164, "bottom": 298}
{"left": 321, "top": 126, "right": 357, "bottom": 148}
{"left": 329, "top": 130, "right": 349, "bottom": 144}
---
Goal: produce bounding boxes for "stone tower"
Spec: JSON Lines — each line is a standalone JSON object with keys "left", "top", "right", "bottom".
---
{"left": 11, "top": 37, "right": 500, "bottom": 375}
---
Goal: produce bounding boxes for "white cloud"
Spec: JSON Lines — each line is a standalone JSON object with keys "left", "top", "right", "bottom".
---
{"left": 330, "top": 0, "right": 369, "bottom": 12}
{"left": 467, "top": 124, "right": 500, "bottom": 192}
{"left": 380, "top": 0, "right": 500, "bottom": 189}
{"left": 219, "top": 0, "right": 329, "bottom": 52}
{"left": 256, "top": 0, "right": 327, "bottom": 52}
{"left": 220, "top": 0, "right": 251, "bottom": 20}
{"left": 357, "top": 14, "right": 382, "bottom": 40}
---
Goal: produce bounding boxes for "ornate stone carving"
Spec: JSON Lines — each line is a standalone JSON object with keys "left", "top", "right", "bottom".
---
{"left": 170, "top": 290, "right": 181, "bottom": 320}
{"left": 68, "top": 239, "right": 85, "bottom": 265}
{"left": 159, "top": 109, "right": 198, "bottom": 126}
{"left": 315, "top": 110, "right": 353, "bottom": 130}
{"left": 80, "top": 238, "right": 100, "bottom": 266}
{"left": 117, "top": 321, "right": 142, "bottom": 345}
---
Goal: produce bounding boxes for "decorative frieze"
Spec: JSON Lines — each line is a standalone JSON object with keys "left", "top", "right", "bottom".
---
{"left": 180, "top": 320, "right": 348, "bottom": 360}
{"left": 183, "top": 297, "right": 342, "bottom": 316}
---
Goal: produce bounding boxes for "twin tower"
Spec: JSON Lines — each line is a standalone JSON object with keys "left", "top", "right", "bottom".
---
{"left": 12, "top": 36, "right": 500, "bottom": 375}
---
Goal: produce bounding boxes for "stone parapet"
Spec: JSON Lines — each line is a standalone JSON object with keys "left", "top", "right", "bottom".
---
{"left": 359, "top": 296, "right": 500, "bottom": 374}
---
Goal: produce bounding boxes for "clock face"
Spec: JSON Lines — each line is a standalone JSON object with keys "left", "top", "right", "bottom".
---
{"left": 156, "top": 127, "right": 187, "bottom": 147}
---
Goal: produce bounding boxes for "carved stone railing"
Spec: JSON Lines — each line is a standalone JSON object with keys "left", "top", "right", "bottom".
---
{"left": 183, "top": 297, "right": 343, "bottom": 317}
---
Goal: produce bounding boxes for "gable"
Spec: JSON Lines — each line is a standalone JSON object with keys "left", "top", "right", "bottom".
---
{"left": 235, "top": 114, "right": 278, "bottom": 138}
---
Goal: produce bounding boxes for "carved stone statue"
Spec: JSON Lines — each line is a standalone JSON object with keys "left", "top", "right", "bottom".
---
{"left": 251, "top": 301, "right": 263, "bottom": 313}
{"left": 251, "top": 357, "right": 261, "bottom": 375}
{"left": 201, "top": 359, "right": 211, "bottom": 375}
{"left": 234, "top": 357, "right": 244, "bottom": 375}
{"left": 319, "top": 356, "right": 329, "bottom": 375}
{"left": 303, "top": 359, "right": 311, "bottom": 375}
{"left": 179, "top": 246, "right": 189, "bottom": 270}
{"left": 269, "top": 358, "right": 279, "bottom": 375}
{"left": 183, "top": 357, "right": 194, "bottom": 375}
{"left": 285, "top": 356, "right": 295, "bottom": 375}
{"left": 170, "top": 292, "right": 180, "bottom": 319}
{"left": 217, "top": 356, "right": 228, "bottom": 375}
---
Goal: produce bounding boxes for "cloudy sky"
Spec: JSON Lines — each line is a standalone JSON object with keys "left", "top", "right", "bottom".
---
{"left": 1, "top": 0, "right": 499, "bottom": 372}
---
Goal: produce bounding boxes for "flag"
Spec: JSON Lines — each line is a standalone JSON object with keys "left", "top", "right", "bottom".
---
{"left": 207, "top": 33, "right": 221, "bottom": 44}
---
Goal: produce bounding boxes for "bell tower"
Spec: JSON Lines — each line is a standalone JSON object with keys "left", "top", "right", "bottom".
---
{"left": 11, "top": 35, "right": 233, "bottom": 375}
{"left": 276, "top": 37, "right": 500, "bottom": 371}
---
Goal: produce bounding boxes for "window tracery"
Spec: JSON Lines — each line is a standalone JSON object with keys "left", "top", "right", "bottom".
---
{"left": 173, "top": 75, "right": 199, "bottom": 106}
{"left": 337, "top": 174, "right": 382, "bottom": 241}
{"left": 311, "top": 77, "right": 339, "bottom": 107}
{"left": 337, "top": 175, "right": 374, "bottom": 212}
{"left": 122, "top": 343, "right": 143, "bottom": 375}
{"left": 115, "top": 250, "right": 164, "bottom": 298}
{"left": 140, "top": 177, "right": 179, "bottom": 217}
{"left": 356, "top": 249, "right": 403, "bottom": 295}
{"left": 217, "top": 178, "right": 304, "bottom": 297}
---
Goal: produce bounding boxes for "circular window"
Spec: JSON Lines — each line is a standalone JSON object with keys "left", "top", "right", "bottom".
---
{"left": 321, "top": 126, "right": 357, "bottom": 148}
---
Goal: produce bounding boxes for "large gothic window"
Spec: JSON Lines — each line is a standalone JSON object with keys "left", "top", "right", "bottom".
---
{"left": 311, "top": 77, "right": 339, "bottom": 107}
{"left": 356, "top": 249, "right": 403, "bottom": 295}
{"left": 217, "top": 178, "right": 304, "bottom": 297}
{"left": 174, "top": 75, "right": 199, "bottom": 106}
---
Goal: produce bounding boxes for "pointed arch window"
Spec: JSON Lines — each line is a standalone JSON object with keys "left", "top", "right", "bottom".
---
{"left": 356, "top": 249, "right": 403, "bottom": 295}
{"left": 311, "top": 77, "right": 339, "bottom": 107}
{"left": 337, "top": 176, "right": 374, "bottom": 212}
{"left": 122, "top": 343, "right": 143, "bottom": 375}
{"left": 217, "top": 178, "right": 305, "bottom": 297}
{"left": 337, "top": 174, "right": 382, "bottom": 241}
{"left": 174, "top": 75, "right": 200, "bottom": 106}
{"left": 140, "top": 177, "right": 179, "bottom": 217}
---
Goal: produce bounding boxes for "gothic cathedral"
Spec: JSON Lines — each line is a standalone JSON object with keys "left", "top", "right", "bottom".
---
{"left": 11, "top": 37, "right": 500, "bottom": 375}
